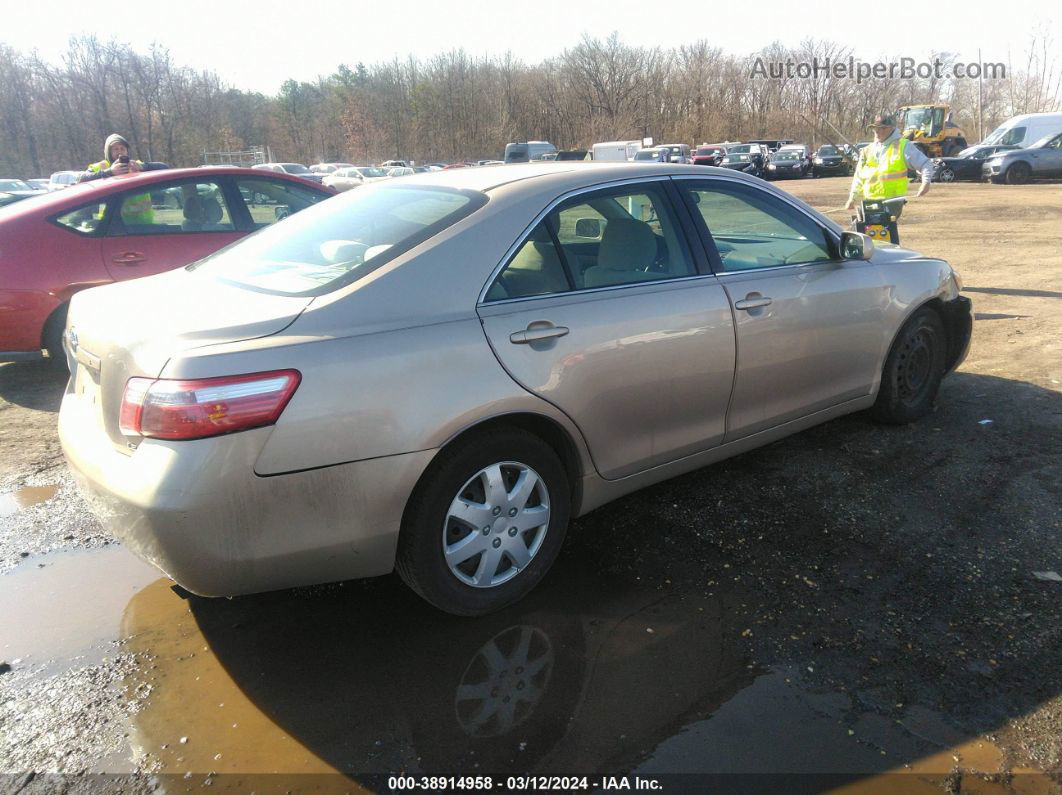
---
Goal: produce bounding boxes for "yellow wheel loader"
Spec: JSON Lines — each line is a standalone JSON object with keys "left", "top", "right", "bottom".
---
{"left": 897, "top": 104, "right": 968, "bottom": 158}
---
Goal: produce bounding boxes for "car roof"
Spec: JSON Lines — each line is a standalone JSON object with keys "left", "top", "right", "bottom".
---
{"left": 370, "top": 161, "right": 778, "bottom": 200}
{"left": 0, "top": 167, "right": 332, "bottom": 221}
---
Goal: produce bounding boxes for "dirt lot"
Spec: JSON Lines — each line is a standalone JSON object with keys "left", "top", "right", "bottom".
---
{"left": 0, "top": 176, "right": 1059, "bottom": 791}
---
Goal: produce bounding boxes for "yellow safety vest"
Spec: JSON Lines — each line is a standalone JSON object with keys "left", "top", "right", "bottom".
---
{"left": 86, "top": 159, "right": 154, "bottom": 225}
{"left": 857, "top": 138, "right": 909, "bottom": 200}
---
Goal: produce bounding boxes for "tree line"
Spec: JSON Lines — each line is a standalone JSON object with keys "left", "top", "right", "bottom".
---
{"left": 1, "top": 32, "right": 1059, "bottom": 177}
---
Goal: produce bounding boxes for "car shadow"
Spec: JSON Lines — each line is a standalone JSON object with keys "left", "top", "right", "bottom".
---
{"left": 964, "top": 287, "right": 1062, "bottom": 299}
{"left": 0, "top": 362, "right": 67, "bottom": 411}
{"left": 118, "top": 372, "right": 1061, "bottom": 786}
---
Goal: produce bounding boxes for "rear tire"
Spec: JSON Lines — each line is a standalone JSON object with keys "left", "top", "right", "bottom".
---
{"left": 872, "top": 307, "right": 946, "bottom": 424}
{"left": 396, "top": 429, "right": 571, "bottom": 616}
{"left": 1005, "top": 162, "right": 1032, "bottom": 185}
{"left": 938, "top": 166, "right": 956, "bottom": 183}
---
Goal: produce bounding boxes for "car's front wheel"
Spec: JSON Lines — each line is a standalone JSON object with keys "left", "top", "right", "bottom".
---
{"left": 397, "top": 429, "right": 571, "bottom": 616}
{"left": 871, "top": 307, "right": 946, "bottom": 424}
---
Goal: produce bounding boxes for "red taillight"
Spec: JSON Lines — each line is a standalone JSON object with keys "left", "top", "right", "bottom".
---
{"left": 119, "top": 370, "right": 301, "bottom": 440}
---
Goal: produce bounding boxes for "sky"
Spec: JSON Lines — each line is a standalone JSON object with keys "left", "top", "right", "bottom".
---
{"left": 4, "top": 0, "right": 1059, "bottom": 95}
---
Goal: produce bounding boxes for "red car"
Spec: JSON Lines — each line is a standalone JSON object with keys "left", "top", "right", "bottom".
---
{"left": 0, "top": 167, "right": 334, "bottom": 364}
{"left": 692, "top": 145, "right": 726, "bottom": 166}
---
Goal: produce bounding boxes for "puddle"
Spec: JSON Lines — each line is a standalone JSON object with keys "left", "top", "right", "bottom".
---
{"left": 0, "top": 543, "right": 1055, "bottom": 785}
{"left": 0, "top": 545, "right": 161, "bottom": 673}
{"left": 0, "top": 484, "right": 58, "bottom": 517}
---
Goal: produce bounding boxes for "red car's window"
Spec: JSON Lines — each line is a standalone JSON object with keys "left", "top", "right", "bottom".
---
{"left": 54, "top": 202, "right": 109, "bottom": 236}
{"left": 111, "top": 181, "right": 234, "bottom": 235}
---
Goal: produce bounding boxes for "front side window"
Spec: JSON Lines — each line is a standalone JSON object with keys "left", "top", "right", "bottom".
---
{"left": 681, "top": 181, "right": 833, "bottom": 271}
{"left": 112, "top": 181, "right": 234, "bottom": 235}
{"left": 193, "top": 185, "right": 484, "bottom": 296}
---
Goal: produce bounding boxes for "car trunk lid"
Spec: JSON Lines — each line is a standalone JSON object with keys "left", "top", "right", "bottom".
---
{"left": 65, "top": 267, "right": 313, "bottom": 450}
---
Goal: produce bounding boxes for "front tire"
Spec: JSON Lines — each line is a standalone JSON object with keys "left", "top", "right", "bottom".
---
{"left": 872, "top": 307, "right": 946, "bottom": 424}
{"left": 396, "top": 429, "right": 571, "bottom": 616}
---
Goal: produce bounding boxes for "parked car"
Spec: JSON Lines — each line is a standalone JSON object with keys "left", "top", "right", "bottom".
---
{"left": 692, "top": 145, "right": 725, "bottom": 166}
{"left": 661, "top": 144, "right": 691, "bottom": 163}
{"left": 252, "top": 163, "right": 324, "bottom": 183}
{"left": 322, "top": 167, "right": 366, "bottom": 192}
{"left": 982, "top": 132, "right": 1062, "bottom": 184}
{"left": 58, "top": 162, "right": 970, "bottom": 616}
{"left": 0, "top": 178, "right": 46, "bottom": 197}
{"left": 387, "top": 167, "right": 415, "bottom": 177}
{"left": 765, "top": 150, "right": 808, "bottom": 179}
{"left": 0, "top": 167, "right": 334, "bottom": 365}
{"left": 504, "top": 141, "right": 558, "bottom": 163}
{"left": 632, "top": 147, "right": 670, "bottom": 162}
{"left": 310, "top": 163, "right": 356, "bottom": 175}
{"left": 811, "top": 145, "right": 852, "bottom": 177}
{"left": 26, "top": 178, "right": 51, "bottom": 191}
{"left": 48, "top": 170, "right": 81, "bottom": 190}
{"left": 719, "top": 152, "right": 765, "bottom": 177}
{"left": 381, "top": 160, "right": 410, "bottom": 168}
{"left": 933, "top": 145, "right": 1020, "bottom": 182}
{"left": 354, "top": 166, "right": 392, "bottom": 183}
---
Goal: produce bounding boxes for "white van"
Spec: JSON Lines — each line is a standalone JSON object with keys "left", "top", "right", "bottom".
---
{"left": 590, "top": 140, "right": 641, "bottom": 161}
{"left": 981, "top": 113, "right": 1062, "bottom": 149}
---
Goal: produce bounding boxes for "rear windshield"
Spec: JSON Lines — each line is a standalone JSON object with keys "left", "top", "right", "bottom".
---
{"left": 191, "top": 185, "right": 486, "bottom": 297}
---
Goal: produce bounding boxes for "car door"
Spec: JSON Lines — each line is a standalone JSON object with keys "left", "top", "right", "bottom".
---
{"left": 477, "top": 179, "right": 736, "bottom": 480}
{"left": 99, "top": 177, "right": 244, "bottom": 281}
{"left": 1033, "top": 134, "right": 1062, "bottom": 176}
{"left": 675, "top": 176, "right": 890, "bottom": 442}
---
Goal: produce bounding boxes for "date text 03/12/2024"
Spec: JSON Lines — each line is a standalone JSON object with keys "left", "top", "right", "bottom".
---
{"left": 386, "top": 776, "right": 663, "bottom": 791}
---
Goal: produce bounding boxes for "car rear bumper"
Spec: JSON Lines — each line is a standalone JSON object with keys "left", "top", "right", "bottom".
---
{"left": 60, "top": 391, "right": 435, "bottom": 596}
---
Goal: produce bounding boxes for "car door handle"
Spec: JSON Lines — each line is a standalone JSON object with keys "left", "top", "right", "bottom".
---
{"left": 509, "top": 325, "right": 570, "bottom": 344}
{"left": 734, "top": 296, "right": 772, "bottom": 311}
{"left": 112, "top": 251, "right": 146, "bottom": 265}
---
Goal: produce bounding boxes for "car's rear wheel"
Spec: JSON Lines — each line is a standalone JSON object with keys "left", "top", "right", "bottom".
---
{"left": 1005, "top": 162, "right": 1032, "bottom": 184}
{"left": 938, "top": 165, "right": 956, "bottom": 183}
{"left": 397, "top": 429, "right": 571, "bottom": 616}
{"left": 871, "top": 307, "right": 946, "bottom": 424}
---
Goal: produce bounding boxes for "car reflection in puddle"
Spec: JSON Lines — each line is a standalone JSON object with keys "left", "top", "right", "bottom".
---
{"left": 119, "top": 559, "right": 1060, "bottom": 790}
{"left": 120, "top": 556, "right": 754, "bottom": 778}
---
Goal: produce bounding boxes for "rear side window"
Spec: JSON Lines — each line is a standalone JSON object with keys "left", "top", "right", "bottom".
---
{"left": 54, "top": 202, "right": 109, "bottom": 236}
{"left": 193, "top": 185, "right": 485, "bottom": 296}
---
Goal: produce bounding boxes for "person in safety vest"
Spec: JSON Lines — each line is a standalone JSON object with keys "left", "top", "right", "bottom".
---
{"left": 845, "top": 114, "right": 934, "bottom": 212}
{"left": 76, "top": 133, "right": 166, "bottom": 225}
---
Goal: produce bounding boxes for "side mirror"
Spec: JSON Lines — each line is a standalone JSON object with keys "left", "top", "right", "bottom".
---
{"left": 575, "top": 218, "right": 601, "bottom": 238}
{"left": 841, "top": 231, "right": 874, "bottom": 260}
